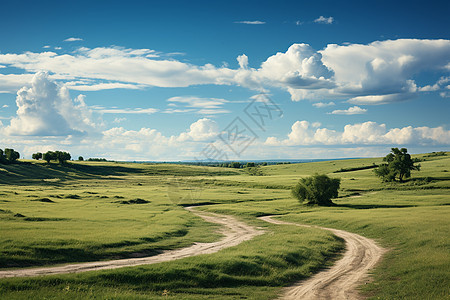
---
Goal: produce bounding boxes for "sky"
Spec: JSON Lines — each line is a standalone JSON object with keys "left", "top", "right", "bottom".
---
{"left": 0, "top": 0, "right": 449, "bottom": 161}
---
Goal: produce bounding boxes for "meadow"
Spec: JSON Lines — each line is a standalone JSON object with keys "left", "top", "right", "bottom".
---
{"left": 0, "top": 153, "right": 449, "bottom": 299}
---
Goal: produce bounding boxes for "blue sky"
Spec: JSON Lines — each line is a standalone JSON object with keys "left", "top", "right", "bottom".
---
{"left": 0, "top": 0, "right": 449, "bottom": 160}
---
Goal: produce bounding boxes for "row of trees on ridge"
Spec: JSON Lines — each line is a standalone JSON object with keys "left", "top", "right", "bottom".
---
{"left": 32, "top": 151, "right": 72, "bottom": 164}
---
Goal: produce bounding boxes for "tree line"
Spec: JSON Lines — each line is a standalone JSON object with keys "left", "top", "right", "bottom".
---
{"left": 0, "top": 147, "right": 109, "bottom": 165}
{"left": 31, "top": 151, "right": 72, "bottom": 164}
{"left": 0, "top": 148, "right": 20, "bottom": 164}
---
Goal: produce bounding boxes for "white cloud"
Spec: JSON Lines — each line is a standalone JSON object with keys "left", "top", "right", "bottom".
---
{"left": 95, "top": 107, "right": 158, "bottom": 114}
{"left": 0, "top": 46, "right": 235, "bottom": 90}
{"left": 197, "top": 109, "right": 231, "bottom": 115}
{"left": 162, "top": 108, "right": 196, "bottom": 114}
{"left": 0, "top": 73, "right": 35, "bottom": 93}
{"left": 2, "top": 105, "right": 8, "bottom": 108}
{"left": 43, "top": 45, "right": 51, "bottom": 49}
{"left": 320, "top": 39, "right": 450, "bottom": 103}
{"left": 113, "top": 117, "right": 126, "bottom": 123}
{"left": 0, "top": 39, "right": 448, "bottom": 102}
{"left": 237, "top": 54, "right": 249, "bottom": 69}
{"left": 64, "top": 37, "right": 83, "bottom": 42}
{"left": 266, "top": 120, "right": 450, "bottom": 146}
{"left": 54, "top": 47, "right": 62, "bottom": 50}
{"left": 167, "top": 96, "right": 230, "bottom": 114}
{"left": 295, "top": 20, "right": 303, "bottom": 26}
{"left": 168, "top": 96, "right": 228, "bottom": 108}
{"left": 4, "top": 72, "right": 97, "bottom": 136}
{"left": 67, "top": 82, "right": 144, "bottom": 91}
{"left": 314, "top": 16, "right": 334, "bottom": 24}
{"left": 240, "top": 43, "right": 335, "bottom": 96}
{"left": 234, "top": 21, "right": 265, "bottom": 25}
{"left": 177, "top": 118, "right": 219, "bottom": 142}
{"left": 419, "top": 76, "right": 450, "bottom": 92}
{"left": 330, "top": 106, "right": 367, "bottom": 115}
{"left": 313, "top": 101, "right": 335, "bottom": 108}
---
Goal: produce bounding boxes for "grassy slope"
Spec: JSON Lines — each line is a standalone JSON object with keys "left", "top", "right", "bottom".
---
{"left": 0, "top": 153, "right": 449, "bottom": 299}
{"left": 0, "top": 162, "right": 239, "bottom": 267}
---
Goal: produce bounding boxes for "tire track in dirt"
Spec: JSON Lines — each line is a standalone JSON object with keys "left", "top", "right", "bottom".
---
{"left": 0, "top": 207, "right": 264, "bottom": 278}
{"left": 259, "top": 216, "right": 386, "bottom": 300}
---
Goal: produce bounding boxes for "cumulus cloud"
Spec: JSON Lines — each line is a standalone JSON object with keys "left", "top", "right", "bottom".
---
{"left": 177, "top": 118, "right": 219, "bottom": 141}
{"left": 321, "top": 39, "right": 450, "bottom": 103}
{"left": 314, "top": 16, "right": 334, "bottom": 24}
{"left": 419, "top": 76, "right": 450, "bottom": 93}
{"left": 237, "top": 54, "right": 249, "bottom": 69}
{"left": 266, "top": 120, "right": 450, "bottom": 146}
{"left": 4, "top": 72, "right": 97, "bottom": 136}
{"left": 330, "top": 106, "right": 367, "bottom": 115}
{"left": 234, "top": 21, "right": 265, "bottom": 25}
{"left": 64, "top": 37, "right": 83, "bottom": 42}
{"left": 234, "top": 43, "right": 336, "bottom": 95}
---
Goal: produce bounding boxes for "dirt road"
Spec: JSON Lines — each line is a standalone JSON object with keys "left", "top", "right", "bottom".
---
{"left": 0, "top": 207, "right": 264, "bottom": 278}
{"left": 259, "top": 216, "right": 386, "bottom": 300}
{"left": 0, "top": 209, "right": 385, "bottom": 300}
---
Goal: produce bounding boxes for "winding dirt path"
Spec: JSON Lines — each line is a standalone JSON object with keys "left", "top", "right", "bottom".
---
{"left": 0, "top": 207, "right": 264, "bottom": 278}
{"left": 259, "top": 216, "right": 386, "bottom": 300}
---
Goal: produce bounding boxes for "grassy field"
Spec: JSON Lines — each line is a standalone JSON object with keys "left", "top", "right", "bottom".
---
{"left": 0, "top": 153, "right": 449, "bottom": 299}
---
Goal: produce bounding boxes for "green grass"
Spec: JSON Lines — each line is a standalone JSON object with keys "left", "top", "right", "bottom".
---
{"left": 0, "top": 220, "right": 343, "bottom": 299}
{"left": 0, "top": 153, "right": 449, "bottom": 299}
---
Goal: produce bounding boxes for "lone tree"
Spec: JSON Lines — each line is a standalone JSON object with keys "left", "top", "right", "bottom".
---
{"left": 78, "top": 156, "right": 84, "bottom": 161}
{"left": 32, "top": 152, "right": 43, "bottom": 160}
{"left": 374, "top": 148, "right": 420, "bottom": 182}
{"left": 292, "top": 174, "right": 340, "bottom": 206}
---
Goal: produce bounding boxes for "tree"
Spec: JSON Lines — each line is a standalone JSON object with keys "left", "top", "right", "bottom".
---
{"left": 43, "top": 151, "right": 56, "bottom": 163}
{"left": 78, "top": 156, "right": 84, "bottom": 161}
{"left": 4, "top": 148, "right": 20, "bottom": 162}
{"left": 230, "top": 162, "right": 241, "bottom": 168}
{"left": 32, "top": 152, "right": 43, "bottom": 160}
{"left": 245, "top": 162, "right": 255, "bottom": 168}
{"left": 55, "top": 151, "right": 71, "bottom": 164}
{"left": 292, "top": 174, "right": 340, "bottom": 206}
{"left": 0, "top": 149, "right": 4, "bottom": 164}
{"left": 374, "top": 148, "right": 420, "bottom": 182}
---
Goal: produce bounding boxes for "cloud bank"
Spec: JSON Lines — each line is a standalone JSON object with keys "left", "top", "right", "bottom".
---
{"left": 0, "top": 39, "right": 448, "bottom": 104}
{"left": 266, "top": 120, "right": 450, "bottom": 146}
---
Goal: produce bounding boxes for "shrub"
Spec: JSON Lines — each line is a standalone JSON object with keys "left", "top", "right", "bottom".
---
{"left": 292, "top": 174, "right": 340, "bottom": 206}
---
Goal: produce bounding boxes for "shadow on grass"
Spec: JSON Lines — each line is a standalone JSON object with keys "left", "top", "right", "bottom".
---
{"left": 0, "top": 162, "right": 144, "bottom": 185}
{"left": 336, "top": 203, "right": 416, "bottom": 209}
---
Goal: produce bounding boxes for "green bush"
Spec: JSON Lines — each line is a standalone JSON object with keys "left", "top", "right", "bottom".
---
{"left": 292, "top": 174, "right": 340, "bottom": 206}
